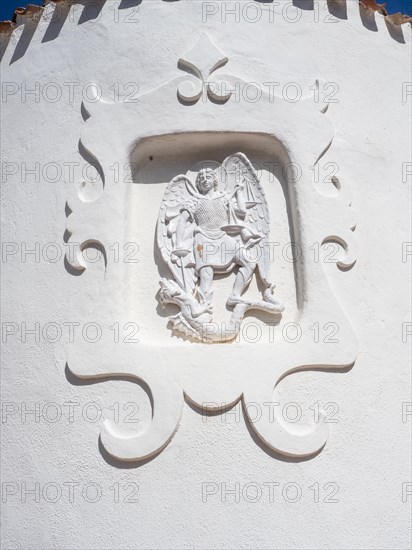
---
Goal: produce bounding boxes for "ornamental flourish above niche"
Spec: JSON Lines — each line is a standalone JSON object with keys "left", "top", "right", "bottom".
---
{"left": 66, "top": 33, "right": 358, "bottom": 463}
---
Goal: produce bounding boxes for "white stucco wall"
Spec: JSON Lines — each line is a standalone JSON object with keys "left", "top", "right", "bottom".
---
{"left": 1, "top": 1, "right": 411, "bottom": 549}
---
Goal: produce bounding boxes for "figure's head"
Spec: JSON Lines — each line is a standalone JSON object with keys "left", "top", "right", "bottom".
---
{"left": 196, "top": 168, "right": 218, "bottom": 194}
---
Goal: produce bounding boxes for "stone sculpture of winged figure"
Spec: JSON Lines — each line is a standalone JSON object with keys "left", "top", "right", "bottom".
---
{"left": 157, "top": 152, "right": 284, "bottom": 342}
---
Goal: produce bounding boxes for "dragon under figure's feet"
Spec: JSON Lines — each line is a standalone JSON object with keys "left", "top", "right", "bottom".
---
{"left": 192, "top": 302, "right": 213, "bottom": 318}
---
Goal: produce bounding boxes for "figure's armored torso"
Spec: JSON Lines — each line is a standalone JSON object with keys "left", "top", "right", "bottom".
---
{"left": 192, "top": 195, "right": 237, "bottom": 273}
{"left": 194, "top": 197, "right": 228, "bottom": 231}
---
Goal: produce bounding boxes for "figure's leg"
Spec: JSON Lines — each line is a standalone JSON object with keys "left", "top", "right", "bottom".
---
{"left": 227, "top": 264, "right": 284, "bottom": 311}
{"left": 263, "top": 285, "right": 284, "bottom": 308}
{"left": 198, "top": 266, "right": 214, "bottom": 305}
{"left": 227, "top": 264, "right": 254, "bottom": 306}
{"left": 226, "top": 248, "right": 255, "bottom": 306}
{"left": 259, "top": 275, "right": 285, "bottom": 310}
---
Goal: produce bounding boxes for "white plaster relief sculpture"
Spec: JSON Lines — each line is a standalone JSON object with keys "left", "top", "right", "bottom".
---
{"left": 65, "top": 32, "right": 359, "bottom": 462}
{"left": 158, "top": 154, "right": 284, "bottom": 342}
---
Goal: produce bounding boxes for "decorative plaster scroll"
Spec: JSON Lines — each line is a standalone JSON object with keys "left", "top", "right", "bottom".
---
{"left": 177, "top": 33, "right": 238, "bottom": 104}
{"left": 66, "top": 33, "right": 358, "bottom": 462}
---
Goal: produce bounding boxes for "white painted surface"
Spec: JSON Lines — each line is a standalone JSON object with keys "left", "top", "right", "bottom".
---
{"left": 1, "top": 1, "right": 411, "bottom": 549}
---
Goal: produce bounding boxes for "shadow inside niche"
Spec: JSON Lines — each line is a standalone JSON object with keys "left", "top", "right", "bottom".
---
{"left": 42, "top": 2, "right": 71, "bottom": 43}
{"left": 385, "top": 19, "right": 405, "bottom": 43}
{"left": 326, "top": 0, "right": 348, "bottom": 19}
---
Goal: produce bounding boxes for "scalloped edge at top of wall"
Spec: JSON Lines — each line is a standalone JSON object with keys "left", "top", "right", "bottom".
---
{"left": 0, "top": 0, "right": 411, "bottom": 40}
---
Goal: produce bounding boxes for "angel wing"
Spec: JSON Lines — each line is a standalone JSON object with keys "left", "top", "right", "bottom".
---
{"left": 222, "top": 153, "right": 272, "bottom": 285}
{"left": 156, "top": 175, "right": 198, "bottom": 294}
